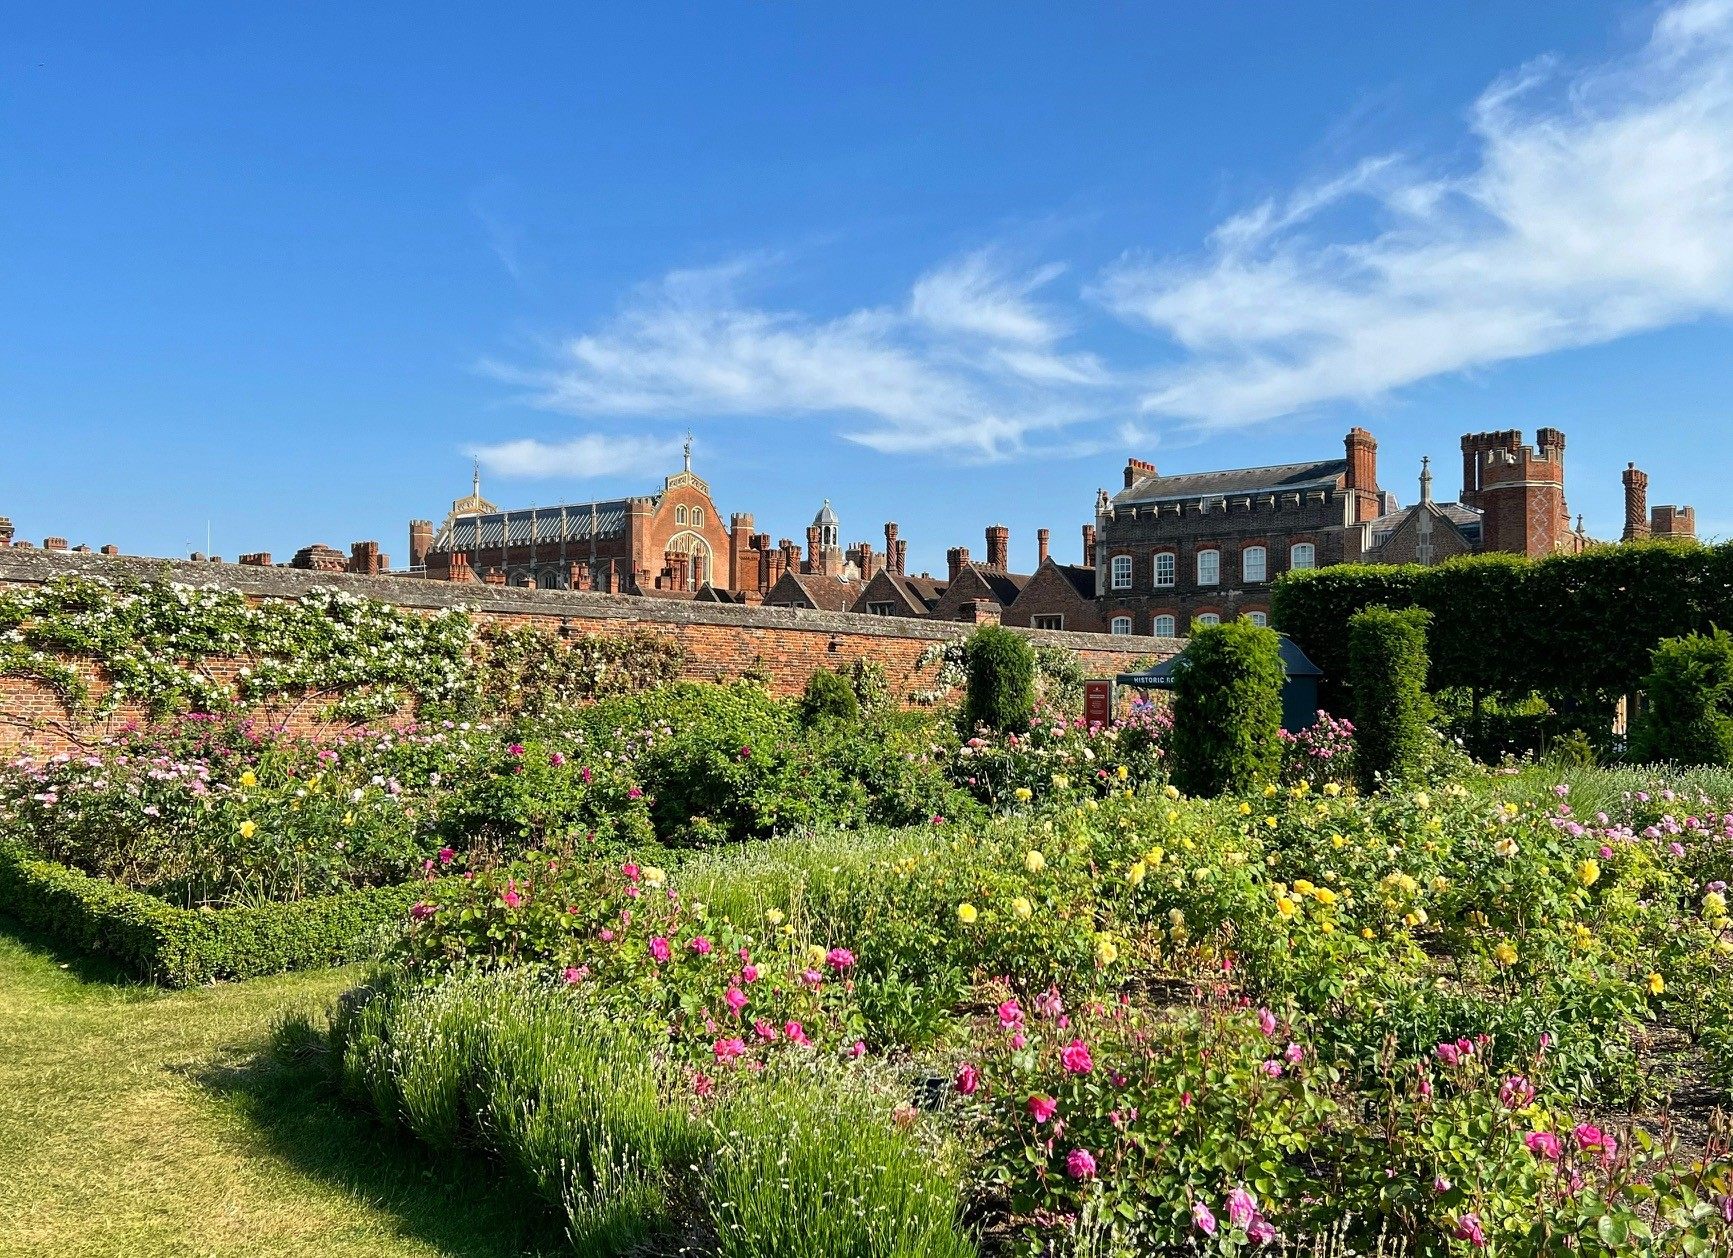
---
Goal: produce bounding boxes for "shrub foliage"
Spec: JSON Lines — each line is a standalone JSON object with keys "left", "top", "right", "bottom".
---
{"left": 1629, "top": 628, "right": 1733, "bottom": 766}
{"left": 963, "top": 623, "right": 1035, "bottom": 733}
{"left": 1348, "top": 606, "right": 1434, "bottom": 791}
{"left": 1167, "top": 620, "right": 1284, "bottom": 796}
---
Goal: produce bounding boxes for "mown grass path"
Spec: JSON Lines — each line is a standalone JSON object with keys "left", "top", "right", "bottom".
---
{"left": 0, "top": 927, "right": 557, "bottom": 1257}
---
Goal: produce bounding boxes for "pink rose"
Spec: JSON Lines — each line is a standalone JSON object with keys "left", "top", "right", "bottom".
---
{"left": 1065, "top": 1148, "right": 1096, "bottom": 1180}
{"left": 1060, "top": 1039, "right": 1094, "bottom": 1075}
{"left": 955, "top": 1063, "right": 980, "bottom": 1095}
{"left": 649, "top": 936, "right": 672, "bottom": 964}
{"left": 1028, "top": 1094, "right": 1058, "bottom": 1124}
{"left": 1526, "top": 1131, "right": 1562, "bottom": 1161}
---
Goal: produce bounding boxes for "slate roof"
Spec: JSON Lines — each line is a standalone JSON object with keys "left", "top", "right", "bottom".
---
{"left": 1115, "top": 459, "right": 1347, "bottom": 507}
{"left": 1054, "top": 563, "right": 1096, "bottom": 600}
{"left": 1367, "top": 501, "right": 1483, "bottom": 549}
{"left": 853, "top": 571, "right": 948, "bottom": 615}
{"left": 765, "top": 571, "right": 860, "bottom": 613}
{"left": 432, "top": 501, "right": 630, "bottom": 552}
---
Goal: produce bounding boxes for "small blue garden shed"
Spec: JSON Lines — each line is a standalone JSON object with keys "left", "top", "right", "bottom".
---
{"left": 1116, "top": 634, "right": 1323, "bottom": 733}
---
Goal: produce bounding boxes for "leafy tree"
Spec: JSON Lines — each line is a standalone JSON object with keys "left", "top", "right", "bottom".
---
{"left": 1629, "top": 628, "right": 1733, "bottom": 766}
{"left": 964, "top": 624, "right": 1035, "bottom": 734}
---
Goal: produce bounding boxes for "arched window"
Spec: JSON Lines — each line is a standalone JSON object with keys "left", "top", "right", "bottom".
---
{"left": 1153, "top": 614, "right": 1176, "bottom": 637}
{"left": 1194, "top": 613, "right": 1221, "bottom": 628}
{"left": 1196, "top": 549, "right": 1220, "bottom": 586}
{"left": 1242, "top": 545, "right": 1267, "bottom": 583}
{"left": 1110, "top": 555, "right": 1133, "bottom": 590}
{"left": 691, "top": 506, "right": 705, "bottom": 528}
{"left": 1290, "top": 542, "right": 1316, "bottom": 570}
{"left": 1153, "top": 552, "right": 1176, "bottom": 587}
{"left": 1246, "top": 611, "right": 1268, "bottom": 627}
{"left": 540, "top": 568, "right": 564, "bottom": 590}
{"left": 1110, "top": 616, "right": 1133, "bottom": 635}
{"left": 675, "top": 506, "right": 689, "bottom": 525}
{"left": 666, "top": 531, "right": 712, "bottom": 587}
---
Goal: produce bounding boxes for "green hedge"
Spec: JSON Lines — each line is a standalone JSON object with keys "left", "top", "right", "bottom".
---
{"left": 1348, "top": 606, "right": 1434, "bottom": 790}
{"left": 1271, "top": 541, "right": 1733, "bottom": 713}
{"left": 0, "top": 839, "right": 427, "bottom": 985}
{"left": 1629, "top": 629, "right": 1733, "bottom": 766}
{"left": 964, "top": 623, "right": 1036, "bottom": 734}
{"left": 1168, "top": 620, "right": 1285, "bottom": 796}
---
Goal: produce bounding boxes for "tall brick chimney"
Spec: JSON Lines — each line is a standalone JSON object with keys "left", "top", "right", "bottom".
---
{"left": 985, "top": 524, "right": 1009, "bottom": 571}
{"left": 1082, "top": 524, "right": 1097, "bottom": 568}
{"left": 805, "top": 525, "right": 822, "bottom": 573}
{"left": 0, "top": 517, "right": 12, "bottom": 546}
{"left": 947, "top": 546, "right": 972, "bottom": 581}
{"left": 1344, "top": 427, "right": 1378, "bottom": 523}
{"left": 408, "top": 519, "right": 433, "bottom": 570}
{"left": 1037, "top": 528, "right": 1050, "bottom": 566}
{"left": 1622, "top": 463, "right": 1650, "bottom": 542}
{"left": 884, "top": 522, "right": 902, "bottom": 575}
{"left": 1124, "top": 458, "right": 1156, "bottom": 489}
{"left": 446, "top": 552, "right": 472, "bottom": 583}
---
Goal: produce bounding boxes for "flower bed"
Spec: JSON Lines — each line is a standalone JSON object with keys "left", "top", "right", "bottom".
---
{"left": 330, "top": 766, "right": 1733, "bottom": 1255}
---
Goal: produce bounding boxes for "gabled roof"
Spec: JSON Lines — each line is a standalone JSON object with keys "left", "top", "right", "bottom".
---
{"left": 1367, "top": 501, "right": 1483, "bottom": 550}
{"left": 432, "top": 501, "right": 631, "bottom": 552}
{"left": 1115, "top": 458, "right": 1347, "bottom": 507}
{"left": 1052, "top": 562, "right": 1096, "bottom": 600}
{"left": 852, "top": 570, "right": 947, "bottom": 615}
{"left": 765, "top": 571, "right": 859, "bottom": 612}
{"left": 977, "top": 568, "right": 1030, "bottom": 604}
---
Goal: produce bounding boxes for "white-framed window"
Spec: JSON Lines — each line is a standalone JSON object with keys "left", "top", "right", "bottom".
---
{"left": 1290, "top": 542, "right": 1316, "bottom": 570}
{"left": 1242, "top": 545, "right": 1267, "bottom": 583}
{"left": 1153, "top": 614, "right": 1176, "bottom": 637}
{"left": 1033, "top": 614, "right": 1064, "bottom": 630}
{"left": 1196, "top": 549, "right": 1220, "bottom": 586}
{"left": 691, "top": 506, "right": 705, "bottom": 528}
{"left": 1110, "top": 616, "right": 1133, "bottom": 635}
{"left": 1246, "top": 611, "right": 1268, "bottom": 627}
{"left": 1110, "top": 554, "right": 1133, "bottom": 590}
{"left": 675, "top": 505, "right": 689, "bottom": 525}
{"left": 1153, "top": 551, "right": 1176, "bottom": 587}
{"left": 1195, "top": 613, "right": 1221, "bottom": 627}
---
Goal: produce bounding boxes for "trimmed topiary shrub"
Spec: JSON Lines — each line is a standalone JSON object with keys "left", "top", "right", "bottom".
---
{"left": 964, "top": 624, "right": 1035, "bottom": 734}
{"left": 1168, "top": 620, "right": 1284, "bottom": 797}
{"left": 1629, "top": 628, "right": 1733, "bottom": 766}
{"left": 799, "top": 669, "right": 860, "bottom": 726}
{"left": 1348, "top": 606, "right": 1433, "bottom": 791}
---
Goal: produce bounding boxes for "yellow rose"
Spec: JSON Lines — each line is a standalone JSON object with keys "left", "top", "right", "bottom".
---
{"left": 1495, "top": 837, "right": 1520, "bottom": 858}
{"left": 1264, "top": 815, "right": 1278, "bottom": 828}
{"left": 343, "top": 811, "right": 356, "bottom": 826}
{"left": 1127, "top": 861, "right": 1147, "bottom": 887}
{"left": 1052, "top": 774, "right": 1070, "bottom": 789}
{"left": 1413, "top": 792, "right": 1430, "bottom": 810}
{"left": 1276, "top": 897, "right": 1297, "bottom": 919}
{"left": 1323, "top": 782, "right": 1342, "bottom": 797}
{"left": 1116, "top": 765, "right": 1129, "bottom": 780}
{"left": 1293, "top": 879, "right": 1316, "bottom": 896}
{"left": 1575, "top": 859, "right": 1600, "bottom": 887}
{"left": 1263, "top": 784, "right": 1278, "bottom": 798}
{"left": 765, "top": 908, "right": 785, "bottom": 925}
{"left": 1163, "top": 784, "right": 1181, "bottom": 800}
{"left": 1013, "top": 787, "right": 1033, "bottom": 803}
{"left": 1012, "top": 896, "right": 1033, "bottom": 920}
{"left": 1024, "top": 851, "right": 1046, "bottom": 873}
{"left": 1238, "top": 802, "right": 1252, "bottom": 816}
{"left": 1314, "top": 887, "right": 1337, "bottom": 907}
{"left": 1646, "top": 972, "right": 1665, "bottom": 996}
{"left": 238, "top": 819, "right": 257, "bottom": 839}
{"left": 1095, "top": 934, "right": 1118, "bottom": 965}
{"left": 239, "top": 770, "right": 257, "bottom": 789}
{"left": 1494, "top": 941, "right": 1518, "bottom": 967}
{"left": 957, "top": 903, "right": 978, "bottom": 924}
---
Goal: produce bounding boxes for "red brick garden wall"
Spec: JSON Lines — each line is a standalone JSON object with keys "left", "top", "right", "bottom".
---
{"left": 0, "top": 551, "right": 1180, "bottom": 756}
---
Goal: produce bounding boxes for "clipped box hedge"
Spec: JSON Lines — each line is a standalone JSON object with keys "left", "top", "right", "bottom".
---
{"left": 0, "top": 839, "right": 427, "bottom": 985}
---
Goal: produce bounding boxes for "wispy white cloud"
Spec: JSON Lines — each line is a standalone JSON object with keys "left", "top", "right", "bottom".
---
{"left": 483, "top": 0, "right": 1733, "bottom": 456}
{"left": 469, "top": 432, "right": 684, "bottom": 479}
{"left": 1099, "top": 0, "right": 1733, "bottom": 426}
{"left": 483, "top": 250, "right": 1119, "bottom": 460}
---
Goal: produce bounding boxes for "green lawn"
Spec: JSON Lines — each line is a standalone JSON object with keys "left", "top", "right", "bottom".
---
{"left": 0, "top": 926, "right": 560, "bottom": 1258}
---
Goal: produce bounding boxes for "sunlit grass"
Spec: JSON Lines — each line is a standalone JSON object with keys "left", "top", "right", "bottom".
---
{"left": 0, "top": 926, "right": 557, "bottom": 1258}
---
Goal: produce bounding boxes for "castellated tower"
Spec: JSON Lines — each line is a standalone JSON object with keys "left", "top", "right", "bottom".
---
{"left": 1459, "top": 428, "right": 1571, "bottom": 557}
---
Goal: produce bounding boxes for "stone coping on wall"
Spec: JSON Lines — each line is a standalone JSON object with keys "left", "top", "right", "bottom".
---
{"left": 0, "top": 549, "right": 1181, "bottom": 655}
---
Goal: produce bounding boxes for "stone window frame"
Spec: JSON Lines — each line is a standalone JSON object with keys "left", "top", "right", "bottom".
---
{"left": 1194, "top": 612, "right": 1222, "bottom": 628}
{"left": 867, "top": 601, "right": 896, "bottom": 616}
{"left": 1032, "top": 613, "right": 1065, "bottom": 630}
{"left": 1152, "top": 551, "right": 1176, "bottom": 587}
{"left": 1241, "top": 544, "right": 1267, "bottom": 584}
{"left": 675, "top": 505, "right": 689, "bottom": 525}
{"left": 691, "top": 506, "right": 706, "bottom": 528}
{"left": 1246, "top": 611, "right": 1269, "bottom": 627}
{"left": 1289, "top": 541, "right": 1317, "bottom": 571}
{"left": 1152, "top": 614, "right": 1176, "bottom": 637}
{"left": 1110, "top": 554, "right": 1133, "bottom": 590}
{"left": 1196, "top": 548, "right": 1221, "bottom": 586}
{"left": 1109, "top": 615, "right": 1133, "bottom": 635}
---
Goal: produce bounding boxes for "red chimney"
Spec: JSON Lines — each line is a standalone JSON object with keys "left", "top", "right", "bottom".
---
{"left": 947, "top": 546, "right": 972, "bottom": 580}
{"left": 1037, "top": 528, "right": 1050, "bottom": 566}
{"left": 985, "top": 524, "right": 1009, "bottom": 571}
{"left": 1082, "top": 524, "right": 1097, "bottom": 568}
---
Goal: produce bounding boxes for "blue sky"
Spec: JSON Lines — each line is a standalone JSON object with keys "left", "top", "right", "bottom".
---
{"left": 5, "top": 1, "right": 1733, "bottom": 573}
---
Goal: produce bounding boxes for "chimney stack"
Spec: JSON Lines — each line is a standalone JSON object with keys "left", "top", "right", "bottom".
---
{"left": 409, "top": 519, "right": 433, "bottom": 570}
{"left": 947, "top": 546, "right": 971, "bottom": 581}
{"left": 1123, "top": 458, "right": 1156, "bottom": 489}
{"left": 985, "top": 524, "right": 1009, "bottom": 571}
{"left": 1037, "top": 528, "right": 1050, "bottom": 566}
{"left": 1622, "top": 463, "right": 1650, "bottom": 542}
{"left": 1344, "top": 427, "right": 1378, "bottom": 522}
{"left": 1082, "top": 524, "right": 1097, "bottom": 568}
